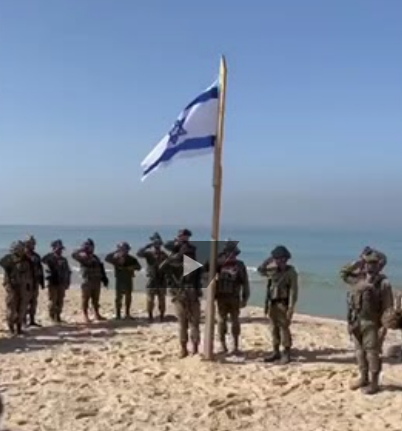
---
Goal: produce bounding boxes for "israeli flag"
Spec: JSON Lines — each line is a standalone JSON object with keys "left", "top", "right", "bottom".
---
{"left": 141, "top": 80, "right": 219, "bottom": 181}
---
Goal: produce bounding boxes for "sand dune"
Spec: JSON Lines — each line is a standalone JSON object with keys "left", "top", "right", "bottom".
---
{"left": 1, "top": 282, "right": 402, "bottom": 431}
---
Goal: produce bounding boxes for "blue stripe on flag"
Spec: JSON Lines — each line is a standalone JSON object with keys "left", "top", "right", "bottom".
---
{"left": 184, "top": 85, "right": 219, "bottom": 111}
{"left": 142, "top": 135, "right": 215, "bottom": 177}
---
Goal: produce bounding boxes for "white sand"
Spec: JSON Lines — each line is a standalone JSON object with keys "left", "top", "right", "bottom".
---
{"left": 1, "top": 280, "right": 402, "bottom": 431}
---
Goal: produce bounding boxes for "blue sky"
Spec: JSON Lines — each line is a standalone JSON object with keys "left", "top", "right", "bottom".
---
{"left": 1, "top": 0, "right": 401, "bottom": 227}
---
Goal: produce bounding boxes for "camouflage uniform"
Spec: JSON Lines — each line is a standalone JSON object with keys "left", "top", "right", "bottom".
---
{"left": 341, "top": 252, "right": 394, "bottom": 394}
{"left": 137, "top": 232, "right": 168, "bottom": 322}
{"left": 162, "top": 229, "right": 202, "bottom": 358}
{"left": 105, "top": 242, "right": 141, "bottom": 319}
{"left": 71, "top": 239, "right": 109, "bottom": 322}
{"left": 258, "top": 245, "right": 298, "bottom": 364}
{"left": 24, "top": 235, "right": 45, "bottom": 326}
{"left": 341, "top": 247, "right": 389, "bottom": 352}
{"left": 41, "top": 240, "right": 71, "bottom": 322}
{"left": 0, "top": 241, "right": 32, "bottom": 334}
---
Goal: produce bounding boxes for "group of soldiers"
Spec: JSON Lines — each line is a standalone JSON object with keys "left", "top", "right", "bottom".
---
{"left": 1, "top": 230, "right": 402, "bottom": 395}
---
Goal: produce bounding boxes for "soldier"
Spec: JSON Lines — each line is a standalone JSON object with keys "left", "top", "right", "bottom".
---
{"left": 105, "top": 242, "right": 141, "bottom": 319}
{"left": 161, "top": 229, "right": 202, "bottom": 358}
{"left": 340, "top": 252, "right": 394, "bottom": 394}
{"left": 258, "top": 245, "right": 298, "bottom": 364}
{"left": 41, "top": 240, "right": 72, "bottom": 323}
{"left": 0, "top": 241, "right": 32, "bottom": 335}
{"left": 71, "top": 239, "right": 109, "bottom": 323}
{"left": 211, "top": 240, "right": 250, "bottom": 354}
{"left": 24, "top": 235, "right": 44, "bottom": 327}
{"left": 341, "top": 247, "right": 389, "bottom": 352}
{"left": 137, "top": 232, "right": 169, "bottom": 322}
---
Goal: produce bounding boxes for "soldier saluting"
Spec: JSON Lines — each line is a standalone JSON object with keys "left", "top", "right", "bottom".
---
{"left": 205, "top": 240, "right": 250, "bottom": 354}
{"left": 340, "top": 251, "right": 394, "bottom": 394}
{"left": 24, "top": 235, "right": 44, "bottom": 327}
{"left": 0, "top": 241, "right": 32, "bottom": 335}
{"left": 258, "top": 245, "right": 299, "bottom": 364}
{"left": 161, "top": 229, "right": 202, "bottom": 358}
{"left": 105, "top": 242, "right": 141, "bottom": 320}
{"left": 42, "top": 240, "right": 72, "bottom": 323}
{"left": 72, "top": 239, "right": 109, "bottom": 323}
{"left": 137, "top": 232, "right": 168, "bottom": 322}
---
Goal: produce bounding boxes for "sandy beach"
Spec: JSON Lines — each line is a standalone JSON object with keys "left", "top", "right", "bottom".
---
{"left": 1, "top": 280, "right": 402, "bottom": 431}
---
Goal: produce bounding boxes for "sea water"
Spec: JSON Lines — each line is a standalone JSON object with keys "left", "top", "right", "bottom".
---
{"left": 0, "top": 225, "right": 401, "bottom": 320}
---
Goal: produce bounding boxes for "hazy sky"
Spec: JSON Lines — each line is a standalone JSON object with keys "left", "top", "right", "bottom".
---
{"left": 1, "top": 0, "right": 401, "bottom": 228}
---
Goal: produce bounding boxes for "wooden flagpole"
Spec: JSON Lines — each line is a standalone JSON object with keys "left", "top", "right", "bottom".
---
{"left": 203, "top": 55, "right": 228, "bottom": 361}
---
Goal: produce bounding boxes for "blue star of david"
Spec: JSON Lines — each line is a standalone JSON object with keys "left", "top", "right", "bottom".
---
{"left": 168, "top": 118, "right": 187, "bottom": 146}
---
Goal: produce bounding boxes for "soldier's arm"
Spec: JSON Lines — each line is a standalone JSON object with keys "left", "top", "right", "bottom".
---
{"left": 35, "top": 253, "right": 45, "bottom": 288}
{"left": 41, "top": 253, "right": 51, "bottom": 266}
{"left": 288, "top": 267, "right": 299, "bottom": 310}
{"left": 257, "top": 258, "right": 273, "bottom": 276}
{"left": 136, "top": 245, "right": 152, "bottom": 259}
{"left": 381, "top": 279, "right": 394, "bottom": 314}
{"left": 240, "top": 261, "right": 250, "bottom": 303}
{"left": 163, "top": 240, "right": 176, "bottom": 252}
{"left": 71, "top": 250, "right": 87, "bottom": 264}
{"left": 0, "top": 254, "right": 12, "bottom": 270}
{"left": 339, "top": 262, "right": 361, "bottom": 285}
{"left": 104, "top": 252, "right": 117, "bottom": 265}
{"left": 66, "top": 259, "right": 72, "bottom": 287}
{"left": 127, "top": 256, "right": 142, "bottom": 272}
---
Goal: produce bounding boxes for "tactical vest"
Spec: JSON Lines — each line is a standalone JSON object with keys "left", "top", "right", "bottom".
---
{"left": 216, "top": 262, "right": 242, "bottom": 297}
{"left": 347, "top": 276, "right": 384, "bottom": 326}
{"left": 80, "top": 255, "right": 103, "bottom": 283}
{"left": 267, "top": 267, "right": 293, "bottom": 302}
{"left": 3, "top": 256, "right": 32, "bottom": 288}
{"left": 45, "top": 255, "right": 71, "bottom": 287}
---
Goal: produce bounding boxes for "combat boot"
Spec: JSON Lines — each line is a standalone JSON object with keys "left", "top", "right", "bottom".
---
{"left": 115, "top": 309, "right": 121, "bottom": 320}
{"left": 279, "top": 348, "right": 291, "bottom": 364}
{"left": 29, "top": 314, "right": 42, "bottom": 327}
{"left": 55, "top": 313, "right": 62, "bottom": 324}
{"left": 264, "top": 346, "right": 281, "bottom": 363}
{"left": 362, "top": 373, "right": 380, "bottom": 395}
{"left": 179, "top": 342, "right": 189, "bottom": 358}
{"left": 349, "top": 371, "right": 369, "bottom": 390}
{"left": 16, "top": 324, "right": 23, "bottom": 335}
{"left": 83, "top": 311, "right": 91, "bottom": 324}
{"left": 148, "top": 312, "right": 154, "bottom": 323}
{"left": 94, "top": 308, "right": 105, "bottom": 321}
{"left": 159, "top": 313, "right": 165, "bottom": 322}
{"left": 231, "top": 336, "right": 240, "bottom": 355}
{"left": 192, "top": 342, "right": 199, "bottom": 355}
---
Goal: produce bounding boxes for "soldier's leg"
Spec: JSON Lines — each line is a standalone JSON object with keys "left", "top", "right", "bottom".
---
{"left": 124, "top": 284, "right": 133, "bottom": 318}
{"left": 265, "top": 303, "right": 281, "bottom": 362}
{"left": 29, "top": 284, "right": 41, "bottom": 326}
{"left": 217, "top": 300, "right": 229, "bottom": 352}
{"left": 157, "top": 288, "right": 166, "bottom": 321}
{"left": 277, "top": 303, "right": 292, "bottom": 364}
{"left": 81, "top": 283, "right": 91, "bottom": 323}
{"left": 174, "top": 301, "right": 189, "bottom": 358}
{"left": 48, "top": 286, "right": 57, "bottom": 321}
{"left": 229, "top": 298, "right": 241, "bottom": 353}
{"left": 115, "top": 284, "right": 123, "bottom": 319}
{"left": 362, "top": 325, "right": 381, "bottom": 395}
{"left": 91, "top": 282, "right": 104, "bottom": 320}
{"left": 350, "top": 330, "right": 369, "bottom": 390}
{"left": 56, "top": 286, "right": 66, "bottom": 322}
{"left": 5, "top": 286, "right": 17, "bottom": 334}
{"left": 146, "top": 289, "right": 155, "bottom": 322}
{"left": 188, "top": 300, "right": 201, "bottom": 354}
{"left": 16, "top": 287, "right": 28, "bottom": 335}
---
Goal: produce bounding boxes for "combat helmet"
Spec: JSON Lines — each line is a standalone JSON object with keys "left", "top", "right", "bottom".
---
{"left": 149, "top": 232, "right": 163, "bottom": 244}
{"left": 9, "top": 241, "right": 25, "bottom": 254}
{"left": 51, "top": 239, "right": 64, "bottom": 250}
{"left": 271, "top": 245, "right": 292, "bottom": 260}
{"left": 117, "top": 241, "right": 131, "bottom": 251}
{"left": 81, "top": 238, "right": 95, "bottom": 249}
{"left": 177, "top": 228, "right": 192, "bottom": 238}
{"left": 362, "top": 251, "right": 381, "bottom": 264}
{"left": 222, "top": 239, "right": 241, "bottom": 256}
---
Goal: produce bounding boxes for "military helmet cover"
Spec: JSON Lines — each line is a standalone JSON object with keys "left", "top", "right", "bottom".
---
{"left": 51, "top": 239, "right": 64, "bottom": 250}
{"left": 177, "top": 228, "right": 192, "bottom": 237}
{"left": 271, "top": 245, "right": 292, "bottom": 260}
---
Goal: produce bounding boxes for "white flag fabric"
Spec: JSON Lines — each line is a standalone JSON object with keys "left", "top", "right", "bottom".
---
{"left": 141, "top": 80, "right": 219, "bottom": 181}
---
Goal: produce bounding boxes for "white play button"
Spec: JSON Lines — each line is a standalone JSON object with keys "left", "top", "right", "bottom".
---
{"left": 183, "top": 254, "right": 203, "bottom": 276}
